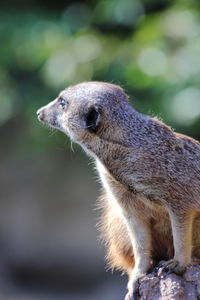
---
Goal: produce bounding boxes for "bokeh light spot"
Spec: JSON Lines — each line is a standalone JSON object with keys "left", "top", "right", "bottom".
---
{"left": 43, "top": 50, "right": 76, "bottom": 87}
{"left": 138, "top": 47, "right": 168, "bottom": 76}
{"left": 73, "top": 34, "right": 102, "bottom": 63}
{"left": 62, "top": 3, "right": 91, "bottom": 32}
{"left": 114, "top": 0, "right": 144, "bottom": 25}
{"left": 163, "top": 10, "right": 197, "bottom": 39}
{"left": 171, "top": 88, "right": 200, "bottom": 125}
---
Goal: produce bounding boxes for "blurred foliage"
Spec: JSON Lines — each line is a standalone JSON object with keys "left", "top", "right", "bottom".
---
{"left": 0, "top": 0, "right": 200, "bottom": 155}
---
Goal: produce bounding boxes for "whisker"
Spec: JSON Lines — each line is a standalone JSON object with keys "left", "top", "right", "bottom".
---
{"left": 70, "top": 140, "right": 75, "bottom": 152}
{"left": 49, "top": 128, "right": 57, "bottom": 137}
{"left": 69, "top": 120, "right": 95, "bottom": 130}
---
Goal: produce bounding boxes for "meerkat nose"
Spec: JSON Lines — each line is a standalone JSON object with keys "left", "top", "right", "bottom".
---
{"left": 37, "top": 108, "right": 45, "bottom": 121}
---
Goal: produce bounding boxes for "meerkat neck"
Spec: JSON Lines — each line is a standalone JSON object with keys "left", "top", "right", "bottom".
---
{"left": 81, "top": 106, "right": 148, "bottom": 162}
{"left": 81, "top": 105, "right": 176, "bottom": 177}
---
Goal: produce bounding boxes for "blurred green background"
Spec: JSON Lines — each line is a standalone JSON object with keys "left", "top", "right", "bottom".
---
{"left": 0, "top": 0, "right": 200, "bottom": 299}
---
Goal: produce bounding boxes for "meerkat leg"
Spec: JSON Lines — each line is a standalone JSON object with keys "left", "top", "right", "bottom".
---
{"left": 159, "top": 211, "right": 194, "bottom": 274}
{"left": 124, "top": 215, "right": 151, "bottom": 300}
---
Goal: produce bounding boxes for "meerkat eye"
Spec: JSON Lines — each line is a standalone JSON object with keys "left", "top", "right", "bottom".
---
{"left": 85, "top": 106, "right": 101, "bottom": 133}
{"left": 59, "top": 98, "right": 67, "bottom": 109}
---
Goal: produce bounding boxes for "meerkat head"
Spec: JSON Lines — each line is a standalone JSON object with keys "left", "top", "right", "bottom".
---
{"left": 37, "top": 81, "right": 130, "bottom": 147}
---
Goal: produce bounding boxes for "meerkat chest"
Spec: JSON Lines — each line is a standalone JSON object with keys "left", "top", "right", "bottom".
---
{"left": 96, "top": 158, "right": 164, "bottom": 214}
{"left": 96, "top": 159, "right": 125, "bottom": 212}
{"left": 96, "top": 159, "right": 140, "bottom": 216}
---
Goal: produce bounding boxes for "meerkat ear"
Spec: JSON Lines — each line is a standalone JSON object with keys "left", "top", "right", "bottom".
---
{"left": 85, "top": 105, "right": 101, "bottom": 133}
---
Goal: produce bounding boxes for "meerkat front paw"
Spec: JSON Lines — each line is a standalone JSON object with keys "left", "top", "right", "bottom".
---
{"left": 158, "top": 259, "right": 187, "bottom": 275}
{"left": 124, "top": 271, "right": 145, "bottom": 300}
{"left": 125, "top": 290, "right": 138, "bottom": 300}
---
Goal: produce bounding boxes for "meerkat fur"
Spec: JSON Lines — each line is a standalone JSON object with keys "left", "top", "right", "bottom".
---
{"left": 37, "top": 82, "right": 200, "bottom": 300}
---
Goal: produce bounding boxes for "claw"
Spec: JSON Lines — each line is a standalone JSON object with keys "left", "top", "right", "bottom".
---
{"left": 158, "top": 259, "right": 186, "bottom": 275}
{"left": 165, "top": 268, "right": 174, "bottom": 275}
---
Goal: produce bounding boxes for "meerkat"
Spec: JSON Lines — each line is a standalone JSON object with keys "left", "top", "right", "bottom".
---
{"left": 37, "top": 82, "right": 200, "bottom": 300}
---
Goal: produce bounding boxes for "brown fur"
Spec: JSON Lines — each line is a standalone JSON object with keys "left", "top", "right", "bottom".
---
{"left": 37, "top": 81, "right": 200, "bottom": 299}
{"left": 100, "top": 191, "right": 200, "bottom": 272}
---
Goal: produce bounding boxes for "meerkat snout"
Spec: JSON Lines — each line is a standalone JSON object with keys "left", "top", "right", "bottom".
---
{"left": 37, "top": 106, "right": 51, "bottom": 124}
{"left": 37, "top": 108, "right": 45, "bottom": 121}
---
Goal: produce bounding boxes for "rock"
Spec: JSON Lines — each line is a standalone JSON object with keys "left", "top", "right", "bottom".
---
{"left": 138, "top": 264, "right": 200, "bottom": 300}
{"left": 184, "top": 264, "right": 200, "bottom": 282}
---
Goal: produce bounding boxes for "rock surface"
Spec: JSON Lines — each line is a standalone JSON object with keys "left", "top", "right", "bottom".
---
{"left": 138, "top": 264, "right": 200, "bottom": 300}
